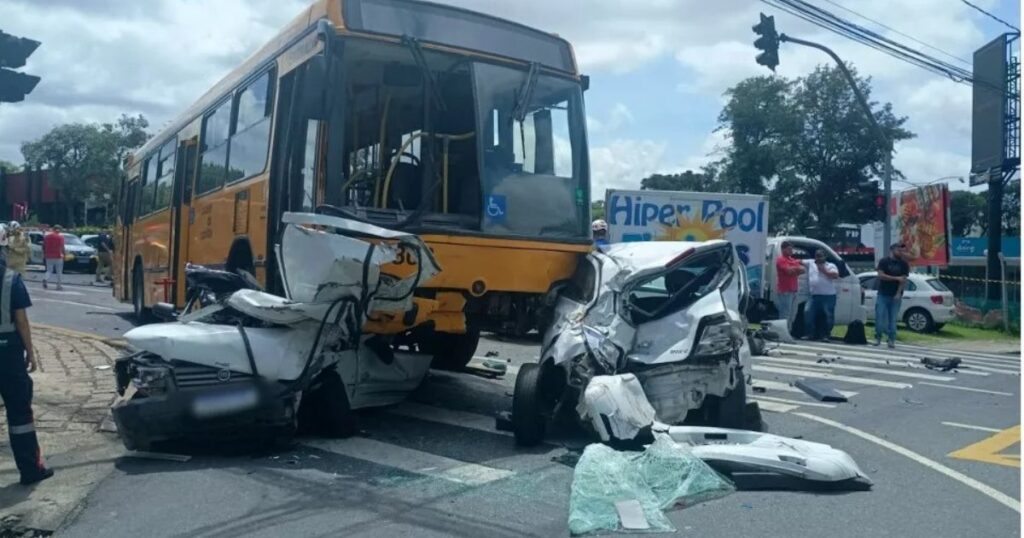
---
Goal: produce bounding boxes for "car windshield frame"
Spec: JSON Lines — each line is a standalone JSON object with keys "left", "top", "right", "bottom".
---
{"left": 625, "top": 245, "right": 735, "bottom": 325}
{"left": 61, "top": 234, "right": 85, "bottom": 246}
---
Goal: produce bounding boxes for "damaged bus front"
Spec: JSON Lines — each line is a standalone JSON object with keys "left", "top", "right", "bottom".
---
{"left": 512, "top": 240, "right": 753, "bottom": 446}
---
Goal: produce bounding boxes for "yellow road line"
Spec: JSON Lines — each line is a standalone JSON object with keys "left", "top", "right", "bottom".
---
{"left": 949, "top": 425, "right": 1022, "bottom": 469}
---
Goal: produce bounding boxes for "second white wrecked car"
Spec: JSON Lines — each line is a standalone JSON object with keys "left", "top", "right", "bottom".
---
{"left": 512, "top": 240, "right": 753, "bottom": 445}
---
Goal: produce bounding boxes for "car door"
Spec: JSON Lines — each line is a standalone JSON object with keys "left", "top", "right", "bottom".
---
{"left": 859, "top": 275, "right": 879, "bottom": 320}
{"left": 898, "top": 279, "right": 920, "bottom": 319}
{"left": 28, "top": 233, "right": 43, "bottom": 265}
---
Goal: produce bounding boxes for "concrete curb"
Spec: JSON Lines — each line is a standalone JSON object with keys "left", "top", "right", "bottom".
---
{"left": 34, "top": 323, "right": 130, "bottom": 352}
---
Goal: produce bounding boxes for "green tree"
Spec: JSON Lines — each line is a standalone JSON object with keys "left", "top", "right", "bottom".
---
{"left": 0, "top": 160, "right": 19, "bottom": 173}
{"left": 713, "top": 65, "right": 914, "bottom": 234}
{"left": 640, "top": 170, "right": 719, "bottom": 192}
{"left": 980, "top": 179, "right": 1020, "bottom": 236}
{"left": 21, "top": 114, "right": 150, "bottom": 226}
{"left": 591, "top": 200, "right": 605, "bottom": 220}
{"left": 949, "top": 190, "right": 986, "bottom": 236}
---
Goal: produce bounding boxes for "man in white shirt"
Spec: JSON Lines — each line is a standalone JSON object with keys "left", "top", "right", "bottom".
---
{"left": 802, "top": 249, "right": 840, "bottom": 340}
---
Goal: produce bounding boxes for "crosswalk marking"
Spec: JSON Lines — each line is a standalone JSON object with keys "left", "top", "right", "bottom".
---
{"left": 305, "top": 437, "right": 515, "bottom": 486}
{"left": 797, "top": 340, "right": 1020, "bottom": 367}
{"left": 752, "top": 364, "right": 914, "bottom": 389}
{"left": 752, "top": 379, "right": 858, "bottom": 398}
{"left": 389, "top": 402, "right": 511, "bottom": 437}
{"left": 756, "top": 356, "right": 957, "bottom": 381}
{"left": 942, "top": 421, "right": 1003, "bottom": 433}
{"left": 779, "top": 342, "right": 1013, "bottom": 373}
{"left": 774, "top": 347, "right": 991, "bottom": 377}
{"left": 751, "top": 394, "right": 836, "bottom": 409}
{"left": 917, "top": 381, "right": 1014, "bottom": 396}
{"left": 753, "top": 400, "right": 799, "bottom": 413}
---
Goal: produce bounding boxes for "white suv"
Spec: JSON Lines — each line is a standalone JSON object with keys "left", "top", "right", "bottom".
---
{"left": 858, "top": 271, "right": 955, "bottom": 333}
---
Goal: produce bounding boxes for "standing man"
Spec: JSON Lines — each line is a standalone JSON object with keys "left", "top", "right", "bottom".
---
{"left": 42, "top": 226, "right": 65, "bottom": 291}
{"left": 95, "top": 231, "right": 114, "bottom": 284}
{"left": 0, "top": 263, "right": 54, "bottom": 485}
{"left": 802, "top": 249, "right": 840, "bottom": 340}
{"left": 774, "top": 241, "right": 805, "bottom": 328}
{"left": 592, "top": 219, "right": 609, "bottom": 250}
{"left": 874, "top": 242, "right": 911, "bottom": 348}
{"left": 6, "top": 222, "right": 29, "bottom": 274}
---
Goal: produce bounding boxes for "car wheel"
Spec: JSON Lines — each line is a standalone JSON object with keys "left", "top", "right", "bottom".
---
{"left": 904, "top": 308, "right": 934, "bottom": 333}
{"left": 298, "top": 369, "right": 357, "bottom": 438}
{"left": 512, "top": 363, "right": 547, "bottom": 446}
{"left": 428, "top": 326, "right": 481, "bottom": 371}
{"left": 714, "top": 375, "right": 747, "bottom": 429}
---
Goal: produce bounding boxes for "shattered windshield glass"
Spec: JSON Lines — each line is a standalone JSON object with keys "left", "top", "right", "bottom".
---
{"left": 627, "top": 247, "right": 734, "bottom": 324}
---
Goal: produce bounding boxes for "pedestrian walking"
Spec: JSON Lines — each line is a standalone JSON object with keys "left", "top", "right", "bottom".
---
{"left": 6, "top": 222, "right": 29, "bottom": 275}
{"left": 592, "top": 219, "right": 609, "bottom": 250}
{"left": 774, "top": 241, "right": 805, "bottom": 328}
{"left": 43, "top": 226, "right": 65, "bottom": 291}
{"left": 0, "top": 265, "right": 54, "bottom": 485}
{"left": 873, "top": 242, "right": 911, "bottom": 348}
{"left": 802, "top": 249, "right": 840, "bottom": 340}
{"left": 95, "top": 231, "right": 114, "bottom": 284}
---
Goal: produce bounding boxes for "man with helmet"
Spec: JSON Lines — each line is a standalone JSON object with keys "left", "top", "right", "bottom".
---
{"left": 592, "top": 219, "right": 609, "bottom": 250}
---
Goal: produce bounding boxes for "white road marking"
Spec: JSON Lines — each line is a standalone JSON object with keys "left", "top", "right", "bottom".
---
{"left": 753, "top": 400, "right": 799, "bottom": 413}
{"left": 916, "top": 382, "right": 1014, "bottom": 396}
{"left": 33, "top": 288, "right": 84, "bottom": 296}
{"left": 751, "top": 394, "right": 836, "bottom": 409}
{"left": 941, "top": 421, "right": 1003, "bottom": 433}
{"left": 777, "top": 346, "right": 993, "bottom": 377}
{"left": 752, "top": 379, "right": 858, "bottom": 398}
{"left": 946, "top": 362, "right": 1021, "bottom": 376}
{"left": 32, "top": 297, "right": 116, "bottom": 311}
{"left": 794, "top": 412, "right": 1020, "bottom": 514}
{"left": 796, "top": 340, "right": 1021, "bottom": 366}
{"left": 388, "top": 402, "right": 511, "bottom": 437}
{"left": 752, "top": 365, "right": 914, "bottom": 389}
{"left": 305, "top": 436, "right": 514, "bottom": 486}
{"left": 756, "top": 356, "right": 957, "bottom": 381}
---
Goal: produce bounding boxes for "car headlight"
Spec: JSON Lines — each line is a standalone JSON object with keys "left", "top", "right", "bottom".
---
{"left": 693, "top": 319, "right": 736, "bottom": 359}
{"left": 64, "top": 253, "right": 75, "bottom": 261}
{"left": 132, "top": 365, "right": 171, "bottom": 395}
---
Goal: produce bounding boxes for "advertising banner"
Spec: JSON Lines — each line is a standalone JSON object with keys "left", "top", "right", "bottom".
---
{"left": 888, "top": 184, "right": 952, "bottom": 267}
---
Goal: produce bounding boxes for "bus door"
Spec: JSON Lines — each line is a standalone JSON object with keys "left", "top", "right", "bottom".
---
{"left": 117, "top": 178, "right": 139, "bottom": 302}
{"left": 172, "top": 137, "right": 199, "bottom": 307}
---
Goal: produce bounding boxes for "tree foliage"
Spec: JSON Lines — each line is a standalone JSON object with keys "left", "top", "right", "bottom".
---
{"left": 640, "top": 170, "right": 720, "bottom": 192}
{"left": 0, "top": 160, "right": 19, "bottom": 173}
{"left": 712, "top": 65, "right": 914, "bottom": 234}
{"left": 21, "top": 114, "right": 150, "bottom": 226}
{"left": 949, "top": 190, "right": 986, "bottom": 236}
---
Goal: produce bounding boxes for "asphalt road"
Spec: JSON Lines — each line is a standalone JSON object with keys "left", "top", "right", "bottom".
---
{"left": 20, "top": 269, "right": 1022, "bottom": 537}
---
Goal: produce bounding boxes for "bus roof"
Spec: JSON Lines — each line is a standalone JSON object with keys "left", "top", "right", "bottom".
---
{"left": 128, "top": 0, "right": 579, "bottom": 168}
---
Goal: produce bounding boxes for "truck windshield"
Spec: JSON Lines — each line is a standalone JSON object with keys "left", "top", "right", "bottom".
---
{"left": 474, "top": 63, "right": 588, "bottom": 239}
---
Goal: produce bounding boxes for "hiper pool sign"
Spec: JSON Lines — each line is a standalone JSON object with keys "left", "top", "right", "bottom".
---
{"left": 604, "top": 189, "right": 770, "bottom": 294}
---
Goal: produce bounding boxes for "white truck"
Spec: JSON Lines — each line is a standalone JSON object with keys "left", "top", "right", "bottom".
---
{"left": 605, "top": 189, "right": 769, "bottom": 299}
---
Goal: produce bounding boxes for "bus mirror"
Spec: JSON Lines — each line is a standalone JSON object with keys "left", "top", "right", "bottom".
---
{"left": 383, "top": 63, "right": 422, "bottom": 87}
{"left": 301, "top": 56, "right": 328, "bottom": 119}
{"left": 581, "top": 74, "right": 590, "bottom": 92}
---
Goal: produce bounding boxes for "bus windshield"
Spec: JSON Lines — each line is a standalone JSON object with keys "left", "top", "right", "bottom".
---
{"left": 334, "top": 39, "right": 588, "bottom": 240}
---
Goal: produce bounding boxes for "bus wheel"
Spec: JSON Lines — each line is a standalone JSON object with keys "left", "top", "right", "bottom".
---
{"left": 430, "top": 326, "right": 481, "bottom": 371}
{"left": 132, "top": 264, "right": 149, "bottom": 320}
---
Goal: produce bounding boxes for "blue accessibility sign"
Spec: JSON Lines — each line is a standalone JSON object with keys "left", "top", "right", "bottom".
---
{"left": 485, "top": 194, "right": 507, "bottom": 223}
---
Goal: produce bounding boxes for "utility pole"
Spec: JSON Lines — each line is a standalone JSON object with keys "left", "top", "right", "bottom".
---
{"left": 751, "top": 15, "right": 895, "bottom": 252}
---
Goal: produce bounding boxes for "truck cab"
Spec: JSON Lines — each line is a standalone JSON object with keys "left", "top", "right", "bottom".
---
{"left": 764, "top": 236, "right": 866, "bottom": 335}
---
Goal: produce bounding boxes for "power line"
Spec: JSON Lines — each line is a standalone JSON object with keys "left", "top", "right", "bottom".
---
{"left": 820, "top": 0, "right": 971, "bottom": 66}
{"left": 960, "top": 0, "right": 1020, "bottom": 33}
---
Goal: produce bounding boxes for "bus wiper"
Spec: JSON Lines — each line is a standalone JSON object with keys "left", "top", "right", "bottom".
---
{"left": 511, "top": 62, "right": 540, "bottom": 123}
{"left": 401, "top": 36, "right": 446, "bottom": 112}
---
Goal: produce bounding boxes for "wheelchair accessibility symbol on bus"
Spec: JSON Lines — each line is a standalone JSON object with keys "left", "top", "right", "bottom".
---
{"left": 486, "top": 194, "right": 507, "bottom": 222}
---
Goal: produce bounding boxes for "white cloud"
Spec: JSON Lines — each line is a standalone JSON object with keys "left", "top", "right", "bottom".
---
{"left": 588, "top": 103, "right": 635, "bottom": 136}
{"left": 589, "top": 139, "right": 667, "bottom": 198}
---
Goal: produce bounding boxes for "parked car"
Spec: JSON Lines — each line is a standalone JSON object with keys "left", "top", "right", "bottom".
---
{"left": 858, "top": 271, "right": 955, "bottom": 333}
{"left": 511, "top": 239, "right": 752, "bottom": 446}
{"left": 26, "top": 230, "right": 44, "bottom": 265}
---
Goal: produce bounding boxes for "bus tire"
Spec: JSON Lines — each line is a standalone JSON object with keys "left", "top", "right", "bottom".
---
{"left": 132, "top": 262, "right": 149, "bottom": 320}
{"left": 430, "top": 326, "right": 480, "bottom": 371}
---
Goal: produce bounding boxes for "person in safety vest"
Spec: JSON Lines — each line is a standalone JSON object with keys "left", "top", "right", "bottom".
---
{"left": 0, "top": 266, "right": 53, "bottom": 485}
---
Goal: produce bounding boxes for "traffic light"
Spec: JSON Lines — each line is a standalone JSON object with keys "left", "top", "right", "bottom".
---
{"left": 0, "top": 30, "right": 41, "bottom": 103}
{"left": 856, "top": 180, "right": 885, "bottom": 222}
{"left": 752, "top": 13, "right": 780, "bottom": 71}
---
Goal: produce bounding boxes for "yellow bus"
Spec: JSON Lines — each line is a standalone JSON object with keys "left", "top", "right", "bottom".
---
{"left": 114, "top": 0, "right": 592, "bottom": 368}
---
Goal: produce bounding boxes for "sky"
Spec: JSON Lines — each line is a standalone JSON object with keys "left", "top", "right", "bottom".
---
{"left": 0, "top": 0, "right": 1019, "bottom": 201}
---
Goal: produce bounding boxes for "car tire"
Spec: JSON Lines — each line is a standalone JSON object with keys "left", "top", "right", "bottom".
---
{"left": 512, "top": 363, "right": 547, "bottom": 446}
{"left": 714, "top": 375, "right": 747, "bottom": 429}
{"left": 904, "top": 308, "right": 934, "bottom": 333}
{"left": 298, "top": 369, "right": 357, "bottom": 438}
{"left": 428, "top": 326, "right": 481, "bottom": 371}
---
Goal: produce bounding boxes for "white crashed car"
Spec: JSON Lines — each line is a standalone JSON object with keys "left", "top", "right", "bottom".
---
{"left": 512, "top": 240, "right": 752, "bottom": 446}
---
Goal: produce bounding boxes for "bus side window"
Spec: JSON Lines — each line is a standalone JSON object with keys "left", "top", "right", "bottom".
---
{"left": 228, "top": 70, "right": 274, "bottom": 183}
{"left": 197, "top": 98, "right": 232, "bottom": 195}
{"left": 155, "top": 139, "right": 176, "bottom": 210}
{"left": 140, "top": 157, "right": 158, "bottom": 216}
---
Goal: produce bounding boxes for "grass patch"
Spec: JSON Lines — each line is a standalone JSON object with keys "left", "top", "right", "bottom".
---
{"left": 830, "top": 322, "right": 1019, "bottom": 345}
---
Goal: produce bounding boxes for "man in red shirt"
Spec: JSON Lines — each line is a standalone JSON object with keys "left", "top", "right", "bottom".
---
{"left": 774, "top": 241, "right": 805, "bottom": 327}
{"left": 42, "top": 226, "right": 65, "bottom": 291}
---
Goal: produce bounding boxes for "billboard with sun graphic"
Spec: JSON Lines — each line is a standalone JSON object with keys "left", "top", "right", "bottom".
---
{"left": 605, "top": 189, "right": 770, "bottom": 295}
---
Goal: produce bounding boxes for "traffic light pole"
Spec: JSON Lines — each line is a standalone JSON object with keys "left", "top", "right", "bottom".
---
{"left": 779, "top": 34, "right": 895, "bottom": 254}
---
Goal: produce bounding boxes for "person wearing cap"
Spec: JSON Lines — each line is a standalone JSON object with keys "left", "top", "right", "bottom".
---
{"left": 874, "top": 242, "right": 911, "bottom": 348}
{"left": 5, "top": 222, "right": 29, "bottom": 275}
{"left": 592, "top": 219, "right": 609, "bottom": 250}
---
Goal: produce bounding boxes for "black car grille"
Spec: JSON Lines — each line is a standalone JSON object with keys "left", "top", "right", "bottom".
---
{"left": 172, "top": 363, "right": 252, "bottom": 389}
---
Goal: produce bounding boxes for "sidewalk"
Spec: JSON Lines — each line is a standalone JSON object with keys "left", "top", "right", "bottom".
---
{"left": 0, "top": 325, "right": 125, "bottom": 535}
